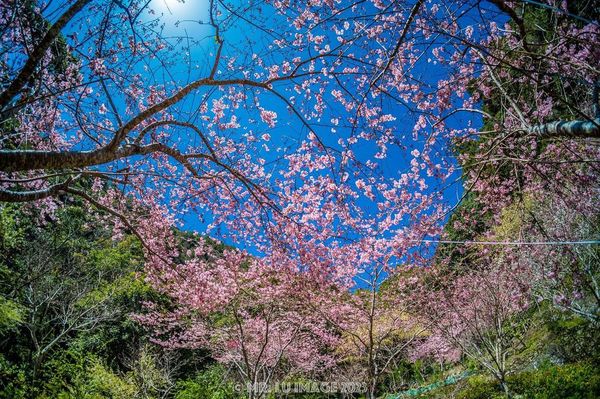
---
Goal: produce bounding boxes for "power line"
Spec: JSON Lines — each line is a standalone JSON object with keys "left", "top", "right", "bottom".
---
{"left": 412, "top": 239, "right": 600, "bottom": 246}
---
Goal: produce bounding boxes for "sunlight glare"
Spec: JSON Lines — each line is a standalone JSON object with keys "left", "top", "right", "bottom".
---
{"left": 150, "top": 0, "right": 210, "bottom": 19}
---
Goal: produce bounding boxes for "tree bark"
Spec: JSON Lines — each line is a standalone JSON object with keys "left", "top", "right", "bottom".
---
{"left": 527, "top": 118, "right": 600, "bottom": 139}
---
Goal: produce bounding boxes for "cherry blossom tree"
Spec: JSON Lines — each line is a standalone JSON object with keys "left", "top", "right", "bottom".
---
{"left": 310, "top": 262, "right": 426, "bottom": 399}
{"left": 412, "top": 252, "right": 534, "bottom": 398}
{"left": 494, "top": 197, "right": 600, "bottom": 323}
{"left": 135, "top": 241, "right": 339, "bottom": 399}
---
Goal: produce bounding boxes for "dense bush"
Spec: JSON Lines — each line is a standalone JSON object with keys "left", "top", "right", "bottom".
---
{"left": 455, "top": 375, "right": 504, "bottom": 399}
{"left": 175, "top": 364, "right": 239, "bottom": 399}
{"left": 423, "top": 363, "right": 600, "bottom": 399}
{"left": 508, "top": 363, "right": 600, "bottom": 399}
{"left": 546, "top": 316, "right": 600, "bottom": 364}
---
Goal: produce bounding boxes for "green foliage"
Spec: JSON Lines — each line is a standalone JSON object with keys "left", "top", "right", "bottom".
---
{"left": 176, "top": 364, "right": 240, "bottom": 399}
{"left": 53, "top": 356, "right": 139, "bottom": 399}
{"left": 0, "top": 354, "right": 28, "bottom": 399}
{"left": 0, "top": 203, "right": 160, "bottom": 398}
{"left": 433, "top": 191, "right": 490, "bottom": 275}
{"left": 381, "top": 358, "right": 451, "bottom": 395}
{"left": 453, "top": 375, "right": 504, "bottom": 399}
{"left": 421, "top": 364, "right": 600, "bottom": 399}
{"left": 522, "top": 303, "right": 600, "bottom": 365}
{"left": 508, "top": 363, "right": 600, "bottom": 399}
{"left": 0, "top": 205, "right": 24, "bottom": 253}
{"left": 0, "top": 297, "right": 22, "bottom": 333}
{"left": 546, "top": 315, "right": 600, "bottom": 364}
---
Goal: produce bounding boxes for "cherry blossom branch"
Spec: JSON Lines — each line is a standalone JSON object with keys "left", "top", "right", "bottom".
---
{"left": 0, "top": 0, "right": 92, "bottom": 110}
{"left": 369, "top": 0, "right": 425, "bottom": 89}
{"left": 0, "top": 174, "right": 79, "bottom": 202}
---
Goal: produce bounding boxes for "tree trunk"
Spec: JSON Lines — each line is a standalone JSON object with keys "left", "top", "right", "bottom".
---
{"left": 500, "top": 378, "right": 512, "bottom": 399}
{"left": 527, "top": 118, "right": 600, "bottom": 139}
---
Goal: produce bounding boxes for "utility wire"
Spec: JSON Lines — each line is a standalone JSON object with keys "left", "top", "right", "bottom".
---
{"left": 412, "top": 239, "right": 600, "bottom": 246}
